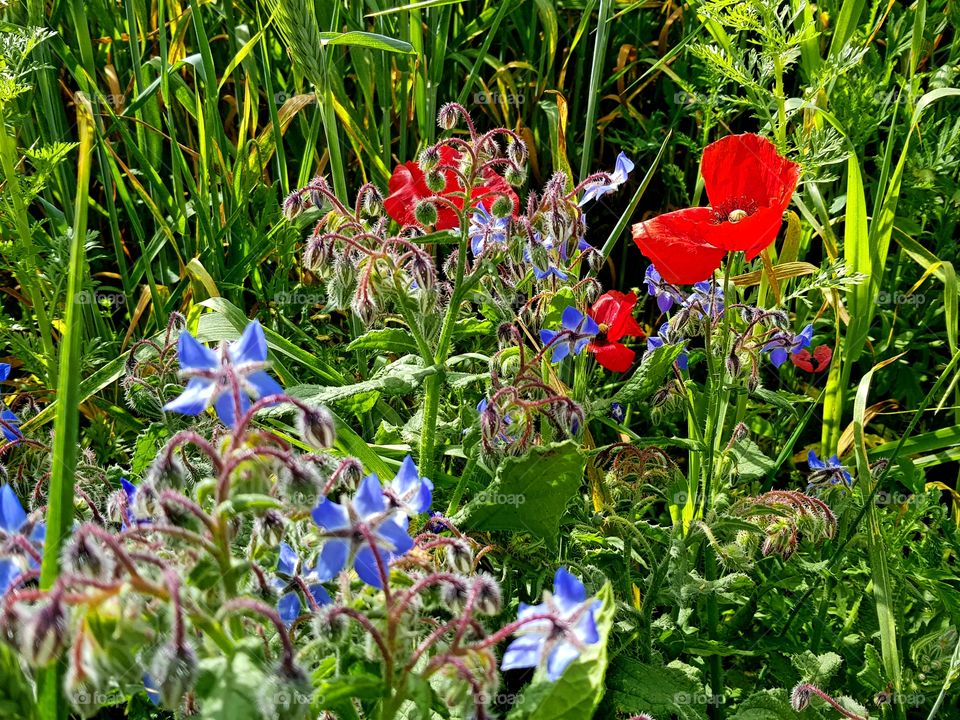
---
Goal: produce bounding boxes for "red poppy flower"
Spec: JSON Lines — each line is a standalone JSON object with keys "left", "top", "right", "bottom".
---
{"left": 587, "top": 290, "right": 645, "bottom": 372}
{"left": 384, "top": 145, "right": 518, "bottom": 231}
{"left": 790, "top": 344, "right": 832, "bottom": 373}
{"left": 632, "top": 133, "right": 801, "bottom": 284}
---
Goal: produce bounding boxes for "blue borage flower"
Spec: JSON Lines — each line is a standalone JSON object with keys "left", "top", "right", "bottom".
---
{"left": 120, "top": 478, "right": 150, "bottom": 529}
{"left": 807, "top": 450, "right": 853, "bottom": 489}
{"left": 163, "top": 320, "right": 284, "bottom": 428}
{"left": 0, "top": 484, "right": 45, "bottom": 597}
{"left": 539, "top": 307, "right": 599, "bottom": 364}
{"left": 311, "top": 458, "right": 429, "bottom": 588}
{"left": 501, "top": 568, "right": 601, "bottom": 681}
{"left": 0, "top": 363, "right": 22, "bottom": 444}
{"left": 384, "top": 455, "right": 433, "bottom": 517}
{"left": 610, "top": 402, "right": 625, "bottom": 424}
{"left": 468, "top": 203, "right": 509, "bottom": 257}
{"left": 762, "top": 324, "right": 813, "bottom": 368}
{"left": 579, "top": 152, "right": 634, "bottom": 206}
{"left": 274, "top": 542, "right": 332, "bottom": 625}
{"left": 645, "top": 322, "right": 688, "bottom": 370}
{"left": 644, "top": 265, "right": 685, "bottom": 314}
{"left": 685, "top": 280, "right": 725, "bottom": 320}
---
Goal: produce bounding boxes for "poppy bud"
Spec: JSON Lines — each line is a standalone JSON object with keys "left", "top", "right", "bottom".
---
{"left": 296, "top": 405, "right": 336, "bottom": 450}
{"left": 257, "top": 510, "right": 287, "bottom": 547}
{"left": 414, "top": 200, "right": 439, "bottom": 227}
{"left": 445, "top": 541, "right": 473, "bottom": 574}
{"left": 282, "top": 192, "right": 304, "bottom": 221}
{"left": 490, "top": 194, "right": 514, "bottom": 219}
{"left": 150, "top": 641, "right": 198, "bottom": 708}
{"left": 507, "top": 139, "right": 527, "bottom": 165}
{"left": 418, "top": 145, "right": 442, "bottom": 173}
{"left": 504, "top": 166, "right": 526, "bottom": 187}
{"left": 473, "top": 574, "right": 502, "bottom": 615}
{"left": 20, "top": 593, "right": 68, "bottom": 667}
{"left": 437, "top": 103, "right": 460, "bottom": 130}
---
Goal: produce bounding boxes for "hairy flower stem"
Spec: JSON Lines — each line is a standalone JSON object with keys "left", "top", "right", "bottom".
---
{"left": 418, "top": 233, "right": 468, "bottom": 478}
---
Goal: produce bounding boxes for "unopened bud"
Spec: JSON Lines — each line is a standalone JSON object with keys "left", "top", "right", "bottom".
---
{"left": 437, "top": 103, "right": 460, "bottom": 130}
{"left": 150, "top": 641, "right": 198, "bottom": 708}
{"left": 418, "top": 146, "right": 442, "bottom": 173}
{"left": 414, "top": 200, "right": 439, "bottom": 227}
{"left": 504, "top": 166, "right": 526, "bottom": 187}
{"left": 21, "top": 593, "right": 67, "bottom": 667}
{"left": 297, "top": 405, "right": 336, "bottom": 450}
{"left": 790, "top": 683, "right": 813, "bottom": 711}
{"left": 445, "top": 541, "right": 473, "bottom": 574}
{"left": 507, "top": 140, "right": 527, "bottom": 165}
{"left": 282, "top": 192, "right": 304, "bottom": 221}
{"left": 146, "top": 453, "right": 189, "bottom": 490}
{"left": 423, "top": 169, "right": 447, "bottom": 194}
{"left": 133, "top": 481, "right": 161, "bottom": 520}
{"left": 490, "top": 194, "right": 514, "bottom": 219}
{"left": 64, "top": 534, "right": 115, "bottom": 580}
{"left": 473, "top": 574, "right": 502, "bottom": 615}
{"left": 360, "top": 186, "right": 384, "bottom": 216}
{"left": 257, "top": 510, "right": 287, "bottom": 547}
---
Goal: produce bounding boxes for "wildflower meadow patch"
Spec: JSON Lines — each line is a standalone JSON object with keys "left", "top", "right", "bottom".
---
{"left": 2, "top": 2, "right": 960, "bottom": 719}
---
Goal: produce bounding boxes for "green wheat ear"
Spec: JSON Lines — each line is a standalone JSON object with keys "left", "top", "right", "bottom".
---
{"left": 260, "top": 0, "right": 326, "bottom": 87}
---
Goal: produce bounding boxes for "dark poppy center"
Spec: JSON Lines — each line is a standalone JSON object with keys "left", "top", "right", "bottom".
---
{"left": 712, "top": 196, "right": 758, "bottom": 224}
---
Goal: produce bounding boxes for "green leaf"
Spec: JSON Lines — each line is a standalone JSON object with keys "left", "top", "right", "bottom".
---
{"left": 791, "top": 650, "right": 843, "bottom": 685}
{"left": 131, "top": 423, "right": 170, "bottom": 476}
{"left": 195, "top": 653, "right": 268, "bottom": 720}
{"left": 508, "top": 583, "right": 614, "bottom": 720}
{"left": 728, "top": 690, "right": 796, "bottom": 719}
{"left": 347, "top": 328, "right": 422, "bottom": 356}
{"left": 452, "top": 441, "right": 585, "bottom": 549}
{"left": 319, "top": 31, "right": 415, "bottom": 54}
{"left": 726, "top": 438, "right": 775, "bottom": 480}
{"left": 613, "top": 344, "right": 684, "bottom": 404}
{"left": 0, "top": 644, "right": 37, "bottom": 720}
{"left": 603, "top": 656, "right": 708, "bottom": 720}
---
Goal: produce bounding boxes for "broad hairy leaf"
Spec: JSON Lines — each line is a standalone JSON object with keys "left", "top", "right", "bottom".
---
{"left": 613, "top": 343, "right": 684, "bottom": 404}
{"left": 452, "top": 440, "right": 585, "bottom": 548}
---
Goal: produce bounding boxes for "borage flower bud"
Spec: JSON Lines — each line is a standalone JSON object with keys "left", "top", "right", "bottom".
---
{"left": 282, "top": 192, "right": 304, "bottom": 221}
{"left": 497, "top": 323, "right": 520, "bottom": 349}
{"left": 790, "top": 683, "right": 813, "bottom": 711}
{"left": 415, "top": 198, "right": 440, "bottom": 227}
{"left": 133, "top": 482, "right": 161, "bottom": 522}
{"left": 408, "top": 251, "right": 436, "bottom": 293}
{"left": 279, "top": 460, "right": 321, "bottom": 507}
{"left": 504, "top": 165, "right": 526, "bottom": 187}
{"left": 257, "top": 510, "right": 286, "bottom": 546}
{"left": 304, "top": 236, "right": 333, "bottom": 271}
{"left": 351, "top": 292, "right": 379, "bottom": 326}
{"left": 360, "top": 185, "right": 384, "bottom": 216}
{"left": 445, "top": 541, "right": 474, "bottom": 574}
{"left": 150, "top": 641, "right": 198, "bottom": 709}
{"left": 491, "top": 194, "right": 515, "bottom": 219}
{"left": 64, "top": 533, "right": 115, "bottom": 581}
{"left": 418, "top": 145, "right": 442, "bottom": 173}
{"left": 440, "top": 576, "right": 470, "bottom": 612}
{"left": 507, "top": 139, "right": 527, "bottom": 165}
{"left": 725, "top": 351, "right": 741, "bottom": 377}
{"left": 146, "top": 453, "right": 189, "bottom": 490}
{"left": 437, "top": 102, "right": 460, "bottom": 130}
{"left": 473, "top": 574, "right": 502, "bottom": 615}
{"left": 21, "top": 593, "right": 68, "bottom": 667}
{"left": 297, "top": 405, "right": 336, "bottom": 450}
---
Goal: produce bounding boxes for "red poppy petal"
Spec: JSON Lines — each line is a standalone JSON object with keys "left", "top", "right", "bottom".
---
{"left": 632, "top": 207, "right": 727, "bottom": 284}
{"left": 789, "top": 349, "right": 815, "bottom": 372}
{"left": 701, "top": 134, "right": 800, "bottom": 215}
{"left": 595, "top": 291, "right": 643, "bottom": 342}
{"left": 812, "top": 345, "right": 833, "bottom": 373}
{"left": 589, "top": 342, "right": 635, "bottom": 372}
{"left": 385, "top": 162, "right": 422, "bottom": 226}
